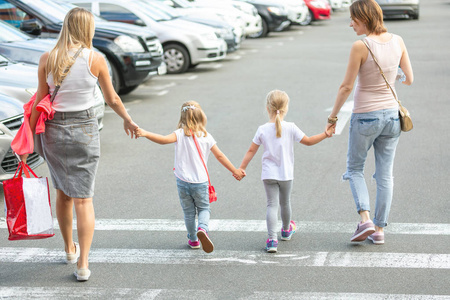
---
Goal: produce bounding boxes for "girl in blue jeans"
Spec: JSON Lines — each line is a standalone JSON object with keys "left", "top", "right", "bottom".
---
{"left": 135, "top": 101, "right": 245, "bottom": 253}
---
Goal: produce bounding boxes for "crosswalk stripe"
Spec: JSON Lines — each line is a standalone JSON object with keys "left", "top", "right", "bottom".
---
{"left": 0, "top": 288, "right": 449, "bottom": 300}
{"left": 1, "top": 247, "right": 448, "bottom": 269}
{"left": 1, "top": 219, "right": 449, "bottom": 235}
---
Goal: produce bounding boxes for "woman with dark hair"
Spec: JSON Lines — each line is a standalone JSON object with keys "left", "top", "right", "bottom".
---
{"left": 327, "top": 0, "right": 413, "bottom": 244}
{"left": 20, "top": 8, "right": 138, "bottom": 280}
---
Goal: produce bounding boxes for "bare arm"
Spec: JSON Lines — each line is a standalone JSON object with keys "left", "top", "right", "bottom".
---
{"left": 398, "top": 36, "right": 414, "bottom": 86}
{"left": 300, "top": 131, "right": 331, "bottom": 146}
{"left": 239, "top": 142, "right": 260, "bottom": 171}
{"left": 210, "top": 144, "right": 243, "bottom": 179}
{"left": 92, "top": 52, "right": 138, "bottom": 138}
{"left": 135, "top": 129, "right": 177, "bottom": 145}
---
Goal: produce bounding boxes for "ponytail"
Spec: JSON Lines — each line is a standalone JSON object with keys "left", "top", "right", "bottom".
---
{"left": 266, "top": 90, "right": 289, "bottom": 138}
{"left": 275, "top": 111, "right": 282, "bottom": 138}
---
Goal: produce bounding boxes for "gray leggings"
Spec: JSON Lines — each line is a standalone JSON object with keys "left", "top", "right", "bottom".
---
{"left": 263, "top": 179, "right": 293, "bottom": 240}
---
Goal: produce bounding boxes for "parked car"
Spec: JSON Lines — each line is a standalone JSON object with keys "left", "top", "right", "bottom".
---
{"left": 301, "top": 0, "right": 331, "bottom": 26}
{"left": 328, "top": 0, "right": 343, "bottom": 11}
{"left": 0, "top": 0, "right": 164, "bottom": 94}
{"left": 233, "top": 0, "right": 290, "bottom": 38}
{"left": 375, "top": 0, "right": 419, "bottom": 20}
{"left": 0, "top": 54, "right": 105, "bottom": 130}
{"left": 147, "top": 0, "right": 241, "bottom": 53}
{"left": 0, "top": 93, "right": 44, "bottom": 181}
{"left": 67, "top": 0, "right": 227, "bottom": 74}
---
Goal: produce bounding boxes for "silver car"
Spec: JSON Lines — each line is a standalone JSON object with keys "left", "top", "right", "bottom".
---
{"left": 375, "top": 0, "right": 419, "bottom": 20}
{"left": 0, "top": 93, "right": 44, "bottom": 181}
{"left": 65, "top": 0, "right": 228, "bottom": 74}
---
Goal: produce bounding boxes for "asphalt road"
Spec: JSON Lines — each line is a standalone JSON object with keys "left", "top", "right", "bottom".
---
{"left": 1, "top": 0, "right": 449, "bottom": 298}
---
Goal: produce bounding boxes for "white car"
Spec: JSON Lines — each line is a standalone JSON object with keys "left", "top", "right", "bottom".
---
{"left": 67, "top": 0, "right": 227, "bottom": 73}
{"left": 328, "top": 0, "right": 343, "bottom": 10}
{"left": 281, "top": 0, "right": 310, "bottom": 25}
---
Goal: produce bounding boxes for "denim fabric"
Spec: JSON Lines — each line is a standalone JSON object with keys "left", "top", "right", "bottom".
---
{"left": 176, "top": 177, "right": 210, "bottom": 241}
{"left": 343, "top": 108, "right": 401, "bottom": 228}
{"left": 263, "top": 179, "right": 293, "bottom": 240}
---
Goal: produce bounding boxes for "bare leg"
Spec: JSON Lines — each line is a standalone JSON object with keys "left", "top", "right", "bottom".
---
{"left": 55, "top": 190, "right": 76, "bottom": 254}
{"left": 74, "top": 197, "right": 95, "bottom": 270}
{"left": 375, "top": 225, "right": 384, "bottom": 233}
{"left": 359, "top": 210, "right": 370, "bottom": 223}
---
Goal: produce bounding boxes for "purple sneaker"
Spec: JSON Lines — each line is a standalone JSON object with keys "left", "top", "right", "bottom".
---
{"left": 281, "top": 221, "right": 296, "bottom": 241}
{"left": 197, "top": 228, "right": 214, "bottom": 253}
{"left": 188, "top": 240, "right": 200, "bottom": 249}
{"left": 368, "top": 231, "right": 385, "bottom": 245}
{"left": 350, "top": 220, "right": 375, "bottom": 242}
{"left": 265, "top": 239, "right": 278, "bottom": 253}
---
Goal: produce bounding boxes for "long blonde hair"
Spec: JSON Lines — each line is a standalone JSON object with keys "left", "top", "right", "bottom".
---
{"left": 177, "top": 101, "right": 208, "bottom": 137}
{"left": 47, "top": 7, "right": 95, "bottom": 86}
{"left": 266, "top": 90, "right": 289, "bottom": 138}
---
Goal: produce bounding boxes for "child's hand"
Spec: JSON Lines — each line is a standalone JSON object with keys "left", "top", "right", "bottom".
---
{"left": 134, "top": 127, "right": 147, "bottom": 139}
{"left": 233, "top": 168, "right": 246, "bottom": 181}
{"left": 325, "top": 124, "right": 336, "bottom": 137}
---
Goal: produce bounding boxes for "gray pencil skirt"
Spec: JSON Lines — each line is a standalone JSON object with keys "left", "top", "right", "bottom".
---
{"left": 41, "top": 107, "right": 100, "bottom": 198}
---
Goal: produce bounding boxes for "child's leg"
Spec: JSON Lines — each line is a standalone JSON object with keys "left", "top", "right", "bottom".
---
{"left": 279, "top": 180, "right": 293, "bottom": 231}
{"left": 263, "top": 179, "right": 280, "bottom": 240}
{"left": 191, "top": 182, "right": 210, "bottom": 232}
{"left": 176, "top": 178, "right": 197, "bottom": 241}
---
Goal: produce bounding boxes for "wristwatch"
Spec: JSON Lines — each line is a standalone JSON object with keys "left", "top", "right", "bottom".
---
{"left": 328, "top": 116, "right": 338, "bottom": 125}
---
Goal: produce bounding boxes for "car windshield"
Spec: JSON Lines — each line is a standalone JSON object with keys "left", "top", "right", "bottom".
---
{"left": 0, "top": 20, "right": 32, "bottom": 42}
{"left": 20, "top": 0, "right": 69, "bottom": 23}
{"left": 132, "top": 1, "right": 173, "bottom": 21}
{"left": 145, "top": 1, "right": 180, "bottom": 18}
{"left": 172, "top": 0, "right": 194, "bottom": 9}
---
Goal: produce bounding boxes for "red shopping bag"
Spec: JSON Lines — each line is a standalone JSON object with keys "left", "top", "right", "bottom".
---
{"left": 2, "top": 162, "right": 54, "bottom": 240}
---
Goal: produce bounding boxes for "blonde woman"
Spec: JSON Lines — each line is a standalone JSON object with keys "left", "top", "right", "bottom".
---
{"left": 20, "top": 8, "right": 138, "bottom": 281}
{"left": 327, "top": 0, "right": 413, "bottom": 244}
{"left": 134, "top": 101, "right": 245, "bottom": 253}
{"left": 238, "top": 90, "right": 334, "bottom": 253}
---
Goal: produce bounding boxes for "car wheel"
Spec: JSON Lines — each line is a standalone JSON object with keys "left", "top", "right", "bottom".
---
{"left": 411, "top": 12, "right": 419, "bottom": 20}
{"left": 119, "top": 85, "right": 139, "bottom": 95}
{"left": 164, "top": 44, "right": 190, "bottom": 74}
{"left": 299, "top": 10, "right": 313, "bottom": 26}
{"left": 108, "top": 58, "right": 121, "bottom": 93}
{"left": 248, "top": 18, "right": 268, "bottom": 38}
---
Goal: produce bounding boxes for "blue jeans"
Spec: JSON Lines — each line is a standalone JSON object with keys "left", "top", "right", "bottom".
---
{"left": 176, "top": 177, "right": 210, "bottom": 241}
{"left": 343, "top": 108, "right": 401, "bottom": 228}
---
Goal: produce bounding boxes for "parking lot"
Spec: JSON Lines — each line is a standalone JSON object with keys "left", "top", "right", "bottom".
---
{"left": 1, "top": 0, "right": 450, "bottom": 298}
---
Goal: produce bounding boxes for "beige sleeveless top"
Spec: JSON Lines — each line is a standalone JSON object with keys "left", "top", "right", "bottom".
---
{"left": 353, "top": 34, "right": 402, "bottom": 113}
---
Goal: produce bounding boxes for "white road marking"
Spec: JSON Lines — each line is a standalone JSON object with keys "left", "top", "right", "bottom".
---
{"left": 141, "top": 82, "right": 176, "bottom": 89}
{"left": 326, "top": 100, "right": 353, "bottom": 135}
{"left": 0, "top": 247, "right": 448, "bottom": 269}
{"left": 1, "top": 219, "right": 449, "bottom": 235}
{"left": 2, "top": 288, "right": 447, "bottom": 300}
{"left": 153, "top": 75, "right": 198, "bottom": 81}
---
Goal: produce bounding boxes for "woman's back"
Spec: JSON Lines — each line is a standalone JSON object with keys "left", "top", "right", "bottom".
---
{"left": 353, "top": 34, "right": 402, "bottom": 113}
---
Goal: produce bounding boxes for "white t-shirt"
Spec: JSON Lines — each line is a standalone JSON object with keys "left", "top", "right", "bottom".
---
{"left": 174, "top": 128, "right": 216, "bottom": 183}
{"left": 252, "top": 121, "right": 305, "bottom": 181}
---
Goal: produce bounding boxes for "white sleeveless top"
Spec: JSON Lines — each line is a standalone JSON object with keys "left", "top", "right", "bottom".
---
{"left": 353, "top": 34, "right": 402, "bottom": 113}
{"left": 47, "top": 48, "right": 98, "bottom": 112}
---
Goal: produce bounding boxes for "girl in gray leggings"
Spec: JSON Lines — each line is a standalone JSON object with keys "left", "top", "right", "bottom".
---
{"left": 238, "top": 90, "right": 334, "bottom": 252}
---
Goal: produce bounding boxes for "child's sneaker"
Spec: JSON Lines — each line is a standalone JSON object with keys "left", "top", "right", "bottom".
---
{"left": 265, "top": 239, "right": 278, "bottom": 253}
{"left": 197, "top": 227, "right": 214, "bottom": 253}
{"left": 281, "top": 221, "right": 296, "bottom": 241}
{"left": 351, "top": 220, "right": 376, "bottom": 242}
{"left": 368, "top": 231, "right": 385, "bottom": 245}
{"left": 188, "top": 240, "right": 200, "bottom": 249}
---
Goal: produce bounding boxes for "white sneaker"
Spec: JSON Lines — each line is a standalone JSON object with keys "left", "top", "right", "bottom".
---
{"left": 66, "top": 242, "right": 80, "bottom": 264}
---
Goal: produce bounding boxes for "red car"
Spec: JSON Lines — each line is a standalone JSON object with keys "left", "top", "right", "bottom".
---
{"left": 300, "top": 0, "right": 331, "bottom": 25}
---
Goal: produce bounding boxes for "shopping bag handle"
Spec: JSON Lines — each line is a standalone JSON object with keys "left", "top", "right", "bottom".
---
{"left": 13, "top": 161, "right": 38, "bottom": 179}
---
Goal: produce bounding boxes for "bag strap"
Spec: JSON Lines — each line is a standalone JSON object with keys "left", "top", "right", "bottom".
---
{"left": 50, "top": 47, "right": 84, "bottom": 103}
{"left": 362, "top": 39, "right": 404, "bottom": 108}
{"left": 13, "top": 162, "right": 38, "bottom": 179}
{"left": 189, "top": 129, "right": 212, "bottom": 186}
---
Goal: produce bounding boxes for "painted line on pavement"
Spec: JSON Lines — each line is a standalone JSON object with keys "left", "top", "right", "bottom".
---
{"left": 0, "top": 288, "right": 448, "bottom": 300}
{"left": 0, "top": 247, "right": 449, "bottom": 269}
{"left": 153, "top": 75, "right": 197, "bottom": 81}
{"left": 1, "top": 219, "right": 449, "bottom": 235}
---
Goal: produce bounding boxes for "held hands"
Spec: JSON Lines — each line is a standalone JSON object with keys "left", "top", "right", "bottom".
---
{"left": 325, "top": 123, "right": 336, "bottom": 137}
{"left": 134, "top": 127, "right": 147, "bottom": 139}
{"left": 124, "top": 119, "right": 139, "bottom": 139}
{"left": 233, "top": 168, "right": 246, "bottom": 181}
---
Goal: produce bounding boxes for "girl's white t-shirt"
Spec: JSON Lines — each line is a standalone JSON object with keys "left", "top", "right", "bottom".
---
{"left": 174, "top": 128, "right": 216, "bottom": 183}
{"left": 252, "top": 121, "right": 305, "bottom": 181}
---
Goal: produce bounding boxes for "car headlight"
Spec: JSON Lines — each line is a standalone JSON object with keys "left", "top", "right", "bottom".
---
{"left": 114, "top": 35, "right": 145, "bottom": 53}
{"left": 310, "top": 0, "right": 327, "bottom": 8}
{"left": 267, "top": 6, "right": 286, "bottom": 16}
{"left": 214, "top": 28, "right": 233, "bottom": 39}
{"left": 200, "top": 32, "right": 218, "bottom": 41}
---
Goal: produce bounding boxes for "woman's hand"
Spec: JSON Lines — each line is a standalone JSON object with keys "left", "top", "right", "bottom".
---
{"left": 326, "top": 123, "right": 336, "bottom": 136}
{"left": 124, "top": 119, "right": 138, "bottom": 139}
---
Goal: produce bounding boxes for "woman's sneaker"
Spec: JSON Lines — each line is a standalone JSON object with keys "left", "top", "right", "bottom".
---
{"left": 368, "top": 231, "right": 385, "bottom": 245}
{"left": 188, "top": 240, "right": 200, "bottom": 249}
{"left": 197, "top": 228, "right": 214, "bottom": 253}
{"left": 281, "top": 221, "right": 296, "bottom": 241}
{"left": 265, "top": 239, "right": 278, "bottom": 253}
{"left": 351, "top": 220, "right": 376, "bottom": 242}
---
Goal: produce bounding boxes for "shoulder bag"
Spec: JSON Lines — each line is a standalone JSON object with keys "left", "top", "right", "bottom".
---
{"left": 190, "top": 129, "right": 217, "bottom": 203}
{"left": 362, "top": 39, "right": 413, "bottom": 132}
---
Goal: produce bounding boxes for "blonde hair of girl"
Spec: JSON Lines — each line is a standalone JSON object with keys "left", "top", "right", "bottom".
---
{"left": 266, "top": 90, "right": 289, "bottom": 138}
{"left": 47, "top": 7, "right": 95, "bottom": 86}
{"left": 177, "top": 101, "right": 208, "bottom": 137}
